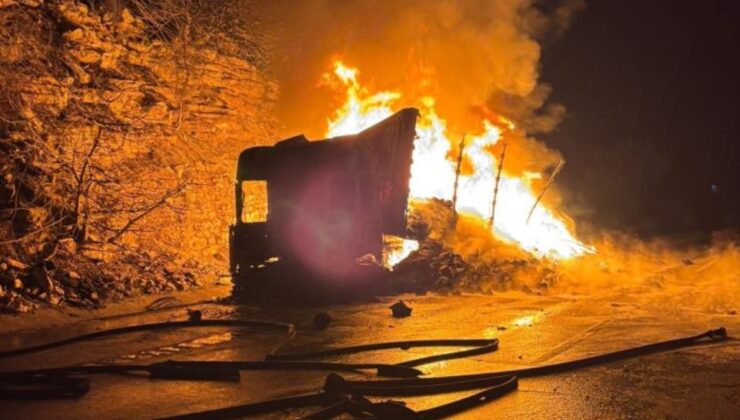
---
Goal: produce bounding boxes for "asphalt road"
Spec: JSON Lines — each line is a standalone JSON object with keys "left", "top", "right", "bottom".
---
{"left": 0, "top": 277, "right": 737, "bottom": 420}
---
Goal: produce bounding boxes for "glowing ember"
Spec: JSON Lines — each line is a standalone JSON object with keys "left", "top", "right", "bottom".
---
{"left": 325, "top": 61, "right": 593, "bottom": 261}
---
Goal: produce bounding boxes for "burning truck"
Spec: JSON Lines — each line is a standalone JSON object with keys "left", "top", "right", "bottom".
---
{"left": 230, "top": 109, "right": 419, "bottom": 299}
{"left": 229, "top": 61, "right": 594, "bottom": 299}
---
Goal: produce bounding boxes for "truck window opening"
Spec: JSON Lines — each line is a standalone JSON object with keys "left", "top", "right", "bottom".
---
{"left": 241, "top": 180, "right": 268, "bottom": 223}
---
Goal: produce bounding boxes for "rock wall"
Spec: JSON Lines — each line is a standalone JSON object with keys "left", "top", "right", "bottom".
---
{"left": 0, "top": 0, "right": 279, "bottom": 313}
{"left": 0, "top": 0, "right": 277, "bottom": 271}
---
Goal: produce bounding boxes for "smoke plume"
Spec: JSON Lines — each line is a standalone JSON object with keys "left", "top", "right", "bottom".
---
{"left": 256, "top": 0, "right": 586, "bottom": 141}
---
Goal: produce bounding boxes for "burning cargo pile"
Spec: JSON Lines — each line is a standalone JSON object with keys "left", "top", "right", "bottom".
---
{"left": 390, "top": 199, "right": 561, "bottom": 295}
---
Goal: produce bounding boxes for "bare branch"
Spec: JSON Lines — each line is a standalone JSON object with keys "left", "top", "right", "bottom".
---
{"left": 106, "top": 182, "right": 187, "bottom": 243}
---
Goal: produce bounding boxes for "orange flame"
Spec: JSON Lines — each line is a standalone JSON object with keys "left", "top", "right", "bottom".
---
{"left": 324, "top": 61, "right": 594, "bottom": 261}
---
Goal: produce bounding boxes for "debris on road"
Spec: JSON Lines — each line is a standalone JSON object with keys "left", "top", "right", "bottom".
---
{"left": 313, "top": 312, "right": 332, "bottom": 330}
{"left": 390, "top": 300, "right": 412, "bottom": 318}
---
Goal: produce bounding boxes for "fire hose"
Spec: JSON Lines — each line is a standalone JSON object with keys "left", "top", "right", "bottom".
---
{"left": 162, "top": 327, "right": 729, "bottom": 419}
{"left": 322, "top": 327, "right": 730, "bottom": 395}
{"left": 0, "top": 317, "right": 295, "bottom": 398}
{"left": 0, "top": 318, "right": 295, "bottom": 359}
{"left": 303, "top": 376, "right": 519, "bottom": 420}
{"left": 0, "top": 315, "right": 730, "bottom": 418}
{"left": 0, "top": 360, "right": 423, "bottom": 397}
{"left": 0, "top": 317, "right": 497, "bottom": 399}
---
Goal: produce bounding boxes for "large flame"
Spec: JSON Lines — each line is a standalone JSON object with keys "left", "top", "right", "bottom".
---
{"left": 325, "top": 62, "right": 593, "bottom": 261}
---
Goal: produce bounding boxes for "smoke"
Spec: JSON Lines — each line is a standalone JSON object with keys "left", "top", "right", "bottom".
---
{"left": 256, "top": 0, "right": 585, "bottom": 142}
{"left": 552, "top": 231, "right": 740, "bottom": 311}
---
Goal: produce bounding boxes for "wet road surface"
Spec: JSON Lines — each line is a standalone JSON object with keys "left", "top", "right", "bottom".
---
{"left": 0, "top": 286, "right": 738, "bottom": 419}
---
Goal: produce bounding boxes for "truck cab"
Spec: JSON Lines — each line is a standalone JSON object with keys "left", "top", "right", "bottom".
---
{"left": 230, "top": 108, "right": 419, "bottom": 298}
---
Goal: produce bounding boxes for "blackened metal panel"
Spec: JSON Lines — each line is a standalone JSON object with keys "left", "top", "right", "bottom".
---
{"left": 354, "top": 108, "right": 419, "bottom": 236}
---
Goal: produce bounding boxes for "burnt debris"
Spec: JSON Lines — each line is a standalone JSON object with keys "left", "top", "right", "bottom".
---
{"left": 389, "top": 300, "right": 412, "bottom": 318}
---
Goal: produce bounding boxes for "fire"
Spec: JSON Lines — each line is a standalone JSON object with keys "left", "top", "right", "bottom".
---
{"left": 324, "top": 62, "right": 593, "bottom": 261}
{"left": 383, "top": 234, "right": 420, "bottom": 268}
{"left": 324, "top": 62, "right": 401, "bottom": 137}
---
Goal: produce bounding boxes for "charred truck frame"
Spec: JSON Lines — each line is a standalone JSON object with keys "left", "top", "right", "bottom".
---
{"left": 230, "top": 108, "right": 419, "bottom": 299}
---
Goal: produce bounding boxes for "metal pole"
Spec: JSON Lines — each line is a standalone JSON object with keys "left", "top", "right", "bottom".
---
{"left": 526, "top": 160, "right": 565, "bottom": 224}
{"left": 489, "top": 141, "right": 508, "bottom": 229}
{"left": 451, "top": 134, "right": 467, "bottom": 214}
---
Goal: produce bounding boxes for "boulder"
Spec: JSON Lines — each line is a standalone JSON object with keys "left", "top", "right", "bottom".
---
{"left": 5, "top": 258, "right": 29, "bottom": 271}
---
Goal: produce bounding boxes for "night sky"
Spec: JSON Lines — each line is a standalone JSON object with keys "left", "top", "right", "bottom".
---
{"left": 543, "top": 1, "right": 738, "bottom": 238}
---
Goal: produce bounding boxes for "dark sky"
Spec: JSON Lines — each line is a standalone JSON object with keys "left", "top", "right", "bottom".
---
{"left": 542, "top": 0, "right": 738, "bottom": 237}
